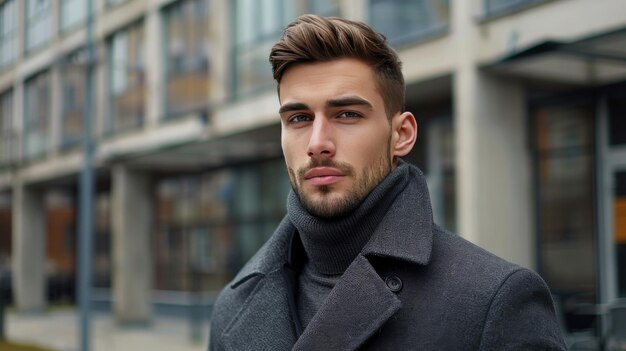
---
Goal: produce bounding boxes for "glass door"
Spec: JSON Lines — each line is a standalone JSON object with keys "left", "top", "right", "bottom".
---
{"left": 614, "top": 170, "right": 626, "bottom": 298}
{"left": 598, "top": 94, "right": 626, "bottom": 303}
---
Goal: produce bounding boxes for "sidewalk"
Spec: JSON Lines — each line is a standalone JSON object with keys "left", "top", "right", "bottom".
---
{"left": 5, "top": 309, "right": 209, "bottom": 351}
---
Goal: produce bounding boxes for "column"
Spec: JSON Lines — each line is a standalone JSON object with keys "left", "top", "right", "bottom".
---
{"left": 112, "top": 165, "right": 152, "bottom": 324}
{"left": 12, "top": 181, "right": 45, "bottom": 312}
{"left": 452, "top": 0, "right": 533, "bottom": 268}
{"left": 144, "top": 3, "right": 162, "bottom": 128}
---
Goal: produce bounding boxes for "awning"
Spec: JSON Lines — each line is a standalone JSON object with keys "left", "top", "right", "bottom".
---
{"left": 488, "top": 27, "right": 626, "bottom": 85}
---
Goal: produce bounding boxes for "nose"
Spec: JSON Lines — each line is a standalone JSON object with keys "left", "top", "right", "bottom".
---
{"left": 307, "top": 117, "right": 335, "bottom": 159}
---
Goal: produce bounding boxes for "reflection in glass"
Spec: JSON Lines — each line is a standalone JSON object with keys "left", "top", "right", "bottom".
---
{"left": 608, "top": 96, "right": 626, "bottom": 146}
{"left": 0, "top": 90, "right": 14, "bottom": 165}
{"left": 24, "top": 71, "right": 51, "bottom": 159}
{"left": 60, "top": 0, "right": 86, "bottom": 32}
{"left": 154, "top": 160, "right": 290, "bottom": 292}
{"left": 483, "top": 0, "right": 546, "bottom": 16}
{"left": 370, "top": 0, "right": 450, "bottom": 45}
{"left": 26, "top": 0, "right": 52, "bottom": 52}
{"left": 108, "top": 22, "right": 145, "bottom": 133}
{"left": 0, "top": 193, "right": 10, "bottom": 270}
{"left": 61, "top": 49, "right": 91, "bottom": 147}
{"left": 534, "top": 104, "right": 597, "bottom": 331}
{"left": 615, "top": 171, "right": 626, "bottom": 297}
{"left": 163, "top": 0, "right": 209, "bottom": 118}
{"left": 0, "top": 0, "right": 17, "bottom": 68}
{"left": 232, "top": 0, "right": 340, "bottom": 98}
{"left": 94, "top": 193, "right": 112, "bottom": 288}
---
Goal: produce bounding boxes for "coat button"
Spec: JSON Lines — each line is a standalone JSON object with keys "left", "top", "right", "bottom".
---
{"left": 385, "top": 276, "right": 403, "bottom": 293}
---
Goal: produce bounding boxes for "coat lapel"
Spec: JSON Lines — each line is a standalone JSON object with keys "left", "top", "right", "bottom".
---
{"left": 220, "top": 268, "right": 298, "bottom": 351}
{"left": 293, "top": 255, "right": 401, "bottom": 351}
{"left": 293, "top": 165, "right": 434, "bottom": 350}
{"left": 219, "top": 219, "right": 299, "bottom": 351}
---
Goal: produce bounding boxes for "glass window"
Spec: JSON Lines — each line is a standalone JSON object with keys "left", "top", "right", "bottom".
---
{"left": 45, "top": 190, "right": 76, "bottom": 304}
{"left": 25, "top": 0, "right": 52, "bottom": 52}
{"left": 0, "top": 193, "right": 11, "bottom": 269}
{"left": 615, "top": 171, "right": 626, "bottom": 298}
{"left": 162, "top": 0, "right": 209, "bottom": 118}
{"left": 0, "top": 89, "right": 14, "bottom": 165}
{"left": 61, "top": 48, "right": 92, "bottom": 147}
{"left": 107, "top": 22, "right": 145, "bottom": 133}
{"left": 60, "top": 0, "right": 87, "bottom": 33}
{"left": 107, "top": 0, "right": 128, "bottom": 6}
{"left": 370, "top": 0, "right": 449, "bottom": 46}
{"left": 232, "top": 0, "right": 340, "bottom": 98}
{"left": 534, "top": 104, "right": 597, "bottom": 332}
{"left": 0, "top": 0, "right": 17, "bottom": 69}
{"left": 24, "top": 71, "right": 51, "bottom": 159}
{"left": 403, "top": 107, "right": 456, "bottom": 232}
{"left": 94, "top": 192, "right": 112, "bottom": 288}
{"left": 608, "top": 96, "right": 626, "bottom": 146}
{"left": 154, "top": 159, "right": 290, "bottom": 291}
{"left": 483, "top": 0, "right": 547, "bottom": 17}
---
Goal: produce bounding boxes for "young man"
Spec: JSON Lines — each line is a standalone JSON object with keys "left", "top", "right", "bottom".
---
{"left": 209, "top": 15, "right": 566, "bottom": 350}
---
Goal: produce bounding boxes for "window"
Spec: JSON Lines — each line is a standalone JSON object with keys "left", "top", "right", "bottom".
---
{"left": 61, "top": 48, "right": 91, "bottom": 146}
{"left": 231, "top": 0, "right": 340, "bottom": 98}
{"left": 0, "top": 89, "right": 14, "bottom": 165}
{"left": 0, "top": 193, "right": 12, "bottom": 267}
{"left": 534, "top": 104, "right": 597, "bottom": 331}
{"left": 94, "top": 193, "right": 112, "bottom": 288}
{"left": 107, "top": 22, "right": 145, "bottom": 133}
{"left": 162, "top": 0, "right": 209, "bottom": 118}
{"left": 483, "top": 0, "right": 548, "bottom": 18}
{"left": 403, "top": 105, "right": 456, "bottom": 232}
{"left": 154, "top": 160, "right": 290, "bottom": 291}
{"left": 24, "top": 71, "right": 51, "bottom": 159}
{"left": 60, "top": 0, "right": 87, "bottom": 33}
{"left": 369, "top": 0, "right": 449, "bottom": 46}
{"left": 107, "top": 0, "right": 128, "bottom": 6}
{"left": 25, "top": 0, "right": 52, "bottom": 52}
{"left": 0, "top": 0, "right": 17, "bottom": 68}
{"left": 608, "top": 96, "right": 626, "bottom": 146}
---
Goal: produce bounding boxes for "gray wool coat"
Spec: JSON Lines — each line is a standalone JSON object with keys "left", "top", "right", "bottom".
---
{"left": 208, "top": 167, "right": 567, "bottom": 350}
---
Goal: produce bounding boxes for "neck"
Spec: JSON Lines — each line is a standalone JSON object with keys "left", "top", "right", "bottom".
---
{"left": 287, "top": 161, "right": 410, "bottom": 275}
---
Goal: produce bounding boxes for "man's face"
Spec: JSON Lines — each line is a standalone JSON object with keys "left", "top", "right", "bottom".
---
{"left": 278, "top": 58, "right": 396, "bottom": 218}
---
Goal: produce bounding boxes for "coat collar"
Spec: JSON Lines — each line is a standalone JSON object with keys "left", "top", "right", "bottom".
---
{"left": 229, "top": 165, "right": 434, "bottom": 288}
{"left": 223, "top": 165, "right": 434, "bottom": 350}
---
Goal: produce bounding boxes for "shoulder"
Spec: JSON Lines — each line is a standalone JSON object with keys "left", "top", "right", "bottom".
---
{"left": 429, "top": 226, "right": 565, "bottom": 349}
{"left": 430, "top": 225, "right": 524, "bottom": 284}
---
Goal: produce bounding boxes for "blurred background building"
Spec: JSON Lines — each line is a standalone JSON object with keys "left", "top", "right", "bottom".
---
{"left": 0, "top": 0, "right": 624, "bottom": 342}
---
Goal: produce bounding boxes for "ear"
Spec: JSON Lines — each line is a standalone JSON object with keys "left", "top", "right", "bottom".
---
{"left": 391, "top": 111, "right": 417, "bottom": 159}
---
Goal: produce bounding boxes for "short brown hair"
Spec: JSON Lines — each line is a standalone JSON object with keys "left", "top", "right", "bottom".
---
{"left": 269, "top": 14, "right": 405, "bottom": 118}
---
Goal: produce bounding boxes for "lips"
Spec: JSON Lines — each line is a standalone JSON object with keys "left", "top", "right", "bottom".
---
{"left": 304, "top": 167, "right": 345, "bottom": 186}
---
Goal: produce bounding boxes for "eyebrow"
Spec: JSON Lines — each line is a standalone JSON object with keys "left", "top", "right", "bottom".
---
{"left": 278, "top": 96, "right": 373, "bottom": 114}
{"left": 327, "top": 96, "right": 373, "bottom": 110}
{"left": 279, "top": 102, "right": 309, "bottom": 114}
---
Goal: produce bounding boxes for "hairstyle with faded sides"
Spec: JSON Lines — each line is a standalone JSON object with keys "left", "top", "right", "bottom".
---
{"left": 269, "top": 14, "right": 405, "bottom": 119}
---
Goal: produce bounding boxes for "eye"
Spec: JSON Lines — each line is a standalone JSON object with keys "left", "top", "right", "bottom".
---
{"left": 337, "top": 111, "right": 362, "bottom": 119}
{"left": 288, "top": 114, "right": 312, "bottom": 123}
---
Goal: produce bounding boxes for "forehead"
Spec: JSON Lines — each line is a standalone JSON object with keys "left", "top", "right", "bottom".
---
{"left": 278, "top": 58, "right": 382, "bottom": 105}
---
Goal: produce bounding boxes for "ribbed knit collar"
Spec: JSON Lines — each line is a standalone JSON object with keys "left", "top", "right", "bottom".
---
{"left": 287, "top": 160, "right": 410, "bottom": 275}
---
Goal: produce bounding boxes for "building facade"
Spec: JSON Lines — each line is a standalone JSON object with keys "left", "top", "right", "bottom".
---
{"left": 0, "top": 0, "right": 624, "bottom": 337}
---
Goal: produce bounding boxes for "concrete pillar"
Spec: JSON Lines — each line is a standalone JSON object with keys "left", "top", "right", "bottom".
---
{"left": 12, "top": 181, "right": 45, "bottom": 311}
{"left": 144, "top": 3, "right": 163, "bottom": 128}
{"left": 452, "top": 0, "right": 533, "bottom": 268}
{"left": 210, "top": 0, "right": 230, "bottom": 105}
{"left": 111, "top": 165, "right": 152, "bottom": 324}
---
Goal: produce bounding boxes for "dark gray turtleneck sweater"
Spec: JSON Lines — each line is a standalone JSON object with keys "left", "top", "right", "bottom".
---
{"left": 286, "top": 161, "right": 410, "bottom": 329}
